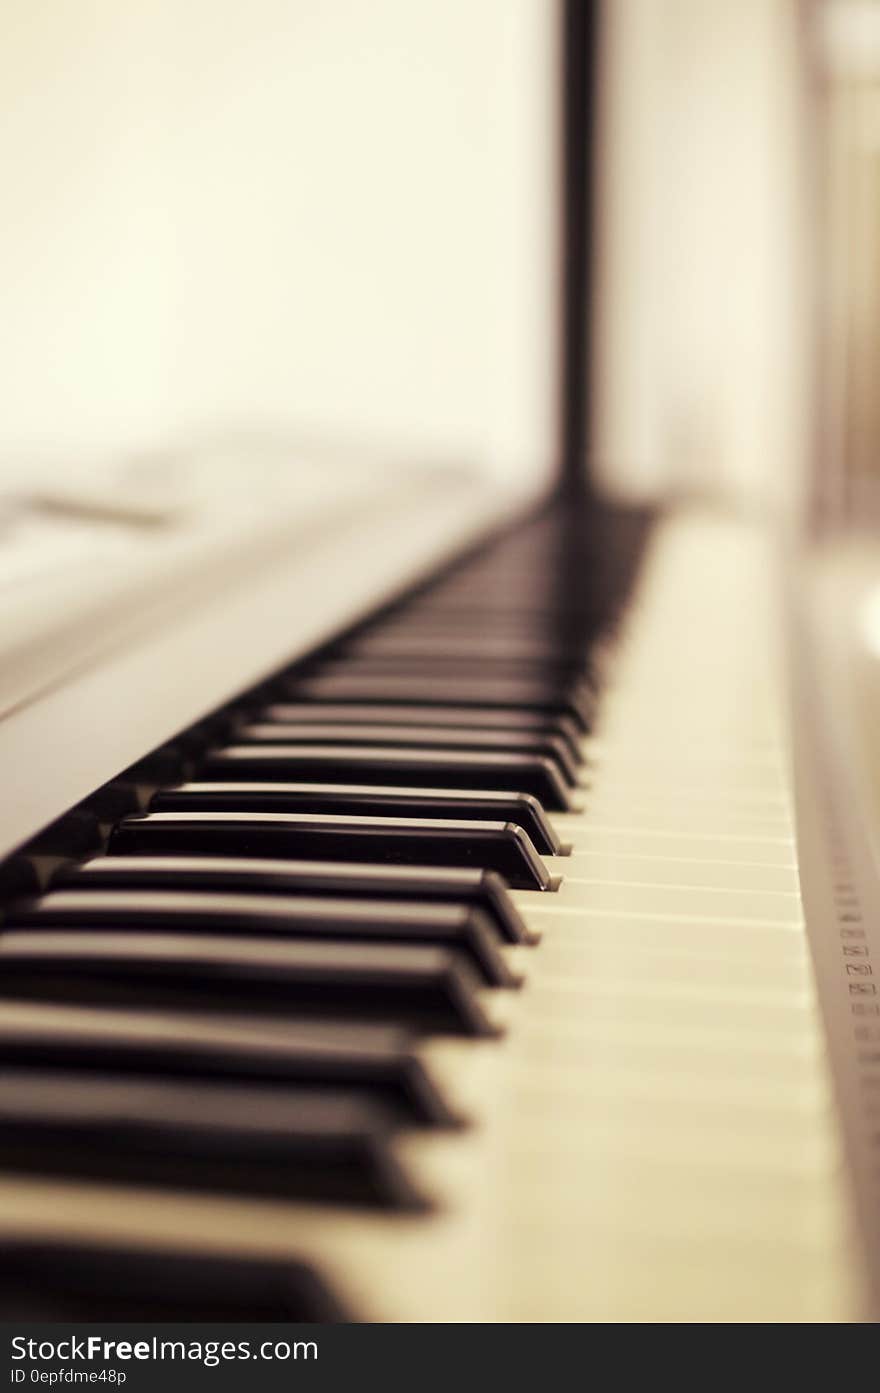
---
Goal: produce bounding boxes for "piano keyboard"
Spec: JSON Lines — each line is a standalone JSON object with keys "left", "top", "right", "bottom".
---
{"left": 0, "top": 502, "right": 868, "bottom": 1321}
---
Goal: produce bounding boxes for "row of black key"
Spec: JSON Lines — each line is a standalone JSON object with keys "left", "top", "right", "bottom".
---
{"left": 0, "top": 503, "right": 649, "bottom": 1316}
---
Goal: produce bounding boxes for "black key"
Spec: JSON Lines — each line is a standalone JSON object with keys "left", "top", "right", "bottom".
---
{"left": 0, "top": 857, "right": 39, "bottom": 902}
{"left": 410, "top": 587, "right": 607, "bottom": 613}
{"left": 0, "top": 1241, "right": 350, "bottom": 1321}
{"left": 11, "top": 890, "right": 519, "bottom": 987}
{"left": 109, "top": 811, "right": 555, "bottom": 890}
{"left": 56, "top": 856, "right": 537, "bottom": 945}
{"left": 366, "top": 608, "right": 603, "bottom": 636}
{"left": 261, "top": 702, "right": 583, "bottom": 758}
{"left": 308, "top": 656, "right": 592, "bottom": 685}
{"left": 235, "top": 723, "right": 580, "bottom": 783}
{"left": 342, "top": 633, "right": 590, "bottom": 663}
{"left": 0, "top": 931, "right": 499, "bottom": 1036}
{"left": 278, "top": 674, "right": 592, "bottom": 729}
{"left": 200, "top": 747, "right": 576, "bottom": 813}
{"left": 0, "top": 999, "right": 456, "bottom": 1125}
{"left": 0, "top": 1069, "right": 423, "bottom": 1207}
{"left": 299, "top": 658, "right": 593, "bottom": 693}
{"left": 153, "top": 781, "right": 567, "bottom": 855}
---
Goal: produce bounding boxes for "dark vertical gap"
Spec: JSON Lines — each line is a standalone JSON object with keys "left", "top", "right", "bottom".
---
{"left": 558, "top": 0, "right": 599, "bottom": 497}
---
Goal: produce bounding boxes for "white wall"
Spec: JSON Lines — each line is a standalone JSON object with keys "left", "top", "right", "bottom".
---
{"left": 0, "top": 3, "right": 175, "bottom": 464}
{"left": 0, "top": 0, "right": 559, "bottom": 485}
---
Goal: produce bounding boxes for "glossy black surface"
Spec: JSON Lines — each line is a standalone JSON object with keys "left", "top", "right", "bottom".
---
{"left": 109, "top": 811, "right": 555, "bottom": 889}
{"left": 279, "top": 676, "right": 593, "bottom": 730}
{"left": 0, "top": 1069, "right": 422, "bottom": 1206}
{"left": 261, "top": 702, "right": 584, "bottom": 758}
{"left": 0, "top": 931, "right": 498, "bottom": 1036}
{"left": 199, "top": 746, "right": 576, "bottom": 813}
{"left": 152, "top": 781, "right": 565, "bottom": 855}
{"left": 235, "top": 722, "right": 580, "bottom": 785}
{"left": 56, "top": 856, "right": 536, "bottom": 944}
{"left": 10, "top": 889, "right": 518, "bottom": 987}
{"left": 0, "top": 999, "right": 456, "bottom": 1125}
{"left": 0, "top": 1242, "right": 350, "bottom": 1320}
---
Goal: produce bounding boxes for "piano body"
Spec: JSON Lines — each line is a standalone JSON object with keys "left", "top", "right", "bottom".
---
{"left": 0, "top": 0, "right": 878, "bottom": 1323}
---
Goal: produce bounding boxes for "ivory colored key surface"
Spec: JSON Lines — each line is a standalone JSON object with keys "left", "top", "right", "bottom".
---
{"left": 536, "top": 851, "right": 801, "bottom": 893}
{"left": 538, "top": 875, "right": 806, "bottom": 925}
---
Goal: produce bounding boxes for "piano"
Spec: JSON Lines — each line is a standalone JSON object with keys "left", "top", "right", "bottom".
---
{"left": 0, "top": 0, "right": 878, "bottom": 1327}
{"left": 0, "top": 453, "right": 874, "bottom": 1322}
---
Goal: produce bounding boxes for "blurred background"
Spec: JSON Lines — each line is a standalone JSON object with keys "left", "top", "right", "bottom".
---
{"left": 0, "top": 0, "right": 558, "bottom": 489}
{"left": 0, "top": 0, "right": 876, "bottom": 524}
